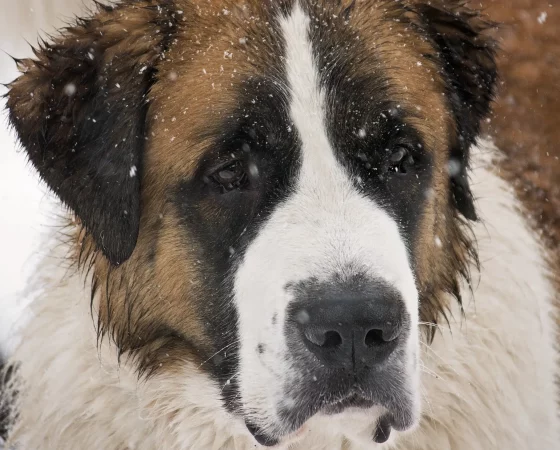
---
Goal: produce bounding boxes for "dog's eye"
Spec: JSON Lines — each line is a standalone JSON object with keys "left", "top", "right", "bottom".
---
{"left": 388, "top": 146, "right": 415, "bottom": 174}
{"left": 210, "top": 161, "right": 248, "bottom": 192}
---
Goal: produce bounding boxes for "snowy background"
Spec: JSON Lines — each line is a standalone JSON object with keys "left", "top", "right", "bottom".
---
{"left": 0, "top": 0, "right": 96, "bottom": 357}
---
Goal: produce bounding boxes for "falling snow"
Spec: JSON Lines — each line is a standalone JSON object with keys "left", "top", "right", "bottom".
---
{"left": 248, "top": 162, "right": 259, "bottom": 178}
{"left": 447, "top": 159, "right": 462, "bottom": 177}
{"left": 295, "top": 309, "right": 310, "bottom": 325}
{"left": 64, "top": 83, "right": 76, "bottom": 96}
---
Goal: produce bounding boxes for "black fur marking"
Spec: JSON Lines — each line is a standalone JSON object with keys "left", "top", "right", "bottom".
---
{"left": 0, "top": 362, "right": 16, "bottom": 441}
{"left": 341, "top": 0, "right": 357, "bottom": 21}
{"left": 415, "top": 2, "right": 498, "bottom": 220}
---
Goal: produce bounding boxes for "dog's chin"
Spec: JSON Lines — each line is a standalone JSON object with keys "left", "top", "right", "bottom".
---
{"left": 244, "top": 392, "right": 418, "bottom": 447}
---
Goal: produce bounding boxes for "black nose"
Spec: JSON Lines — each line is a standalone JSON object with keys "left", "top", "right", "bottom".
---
{"left": 288, "top": 284, "right": 408, "bottom": 369}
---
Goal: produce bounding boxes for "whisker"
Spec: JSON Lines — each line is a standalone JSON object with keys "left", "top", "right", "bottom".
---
{"left": 221, "top": 370, "right": 240, "bottom": 393}
{"left": 419, "top": 341, "right": 463, "bottom": 379}
{"left": 198, "top": 339, "right": 241, "bottom": 369}
{"left": 419, "top": 363, "right": 445, "bottom": 382}
{"left": 418, "top": 321, "right": 444, "bottom": 330}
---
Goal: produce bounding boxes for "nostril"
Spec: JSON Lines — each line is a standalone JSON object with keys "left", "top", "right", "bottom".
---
{"left": 365, "top": 323, "right": 401, "bottom": 347}
{"left": 364, "top": 329, "right": 385, "bottom": 347}
{"left": 305, "top": 329, "right": 343, "bottom": 348}
{"left": 323, "top": 330, "right": 343, "bottom": 348}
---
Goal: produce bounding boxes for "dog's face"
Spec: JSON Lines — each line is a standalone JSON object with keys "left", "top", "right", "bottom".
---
{"left": 7, "top": 0, "right": 495, "bottom": 446}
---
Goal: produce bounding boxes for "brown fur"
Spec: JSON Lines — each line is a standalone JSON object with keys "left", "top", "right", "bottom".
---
{"left": 480, "top": 0, "right": 560, "bottom": 288}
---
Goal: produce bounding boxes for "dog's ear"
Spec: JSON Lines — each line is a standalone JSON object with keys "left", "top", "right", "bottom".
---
{"left": 6, "top": 2, "right": 179, "bottom": 265}
{"left": 416, "top": 2, "right": 498, "bottom": 220}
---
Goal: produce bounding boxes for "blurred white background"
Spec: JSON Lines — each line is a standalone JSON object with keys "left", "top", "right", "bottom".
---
{"left": 0, "top": 0, "right": 96, "bottom": 356}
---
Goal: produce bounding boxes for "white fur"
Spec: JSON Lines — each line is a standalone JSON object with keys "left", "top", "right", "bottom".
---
{"left": 390, "top": 142, "right": 559, "bottom": 450}
{"left": 4, "top": 140, "right": 558, "bottom": 450}
{"left": 235, "top": 4, "right": 419, "bottom": 437}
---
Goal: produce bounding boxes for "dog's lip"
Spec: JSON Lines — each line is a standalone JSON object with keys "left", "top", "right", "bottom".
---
{"left": 373, "top": 414, "right": 393, "bottom": 444}
{"left": 245, "top": 420, "right": 308, "bottom": 448}
{"left": 245, "top": 387, "right": 418, "bottom": 446}
{"left": 244, "top": 421, "right": 280, "bottom": 447}
{"left": 245, "top": 393, "right": 387, "bottom": 447}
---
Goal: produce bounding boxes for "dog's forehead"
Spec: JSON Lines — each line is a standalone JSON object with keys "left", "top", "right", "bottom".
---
{"left": 147, "top": 0, "right": 451, "bottom": 177}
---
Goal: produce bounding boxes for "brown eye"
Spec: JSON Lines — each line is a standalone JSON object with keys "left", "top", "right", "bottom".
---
{"left": 388, "top": 146, "right": 415, "bottom": 174}
{"left": 211, "top": 161, "right": 249, "bottom": 192}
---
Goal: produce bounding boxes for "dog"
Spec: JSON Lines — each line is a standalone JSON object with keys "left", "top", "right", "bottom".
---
{"left": 0, "top": 0, "right": 558, "bottom": 449}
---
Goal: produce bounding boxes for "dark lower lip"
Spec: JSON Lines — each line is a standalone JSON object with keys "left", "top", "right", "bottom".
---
{"left": 373, "top": 414, "right": 393, "bottom": 443}
{"left": 245, "top": 421, "right": 280, "bottom": 447}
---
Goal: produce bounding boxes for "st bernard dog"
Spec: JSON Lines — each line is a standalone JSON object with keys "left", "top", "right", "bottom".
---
{"left": 0, "top": 0, "right": 558, "bottom": 449}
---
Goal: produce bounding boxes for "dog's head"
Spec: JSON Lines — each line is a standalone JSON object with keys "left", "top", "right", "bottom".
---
{"left": 7, "top": 0, "right": 496, "bottom": 446}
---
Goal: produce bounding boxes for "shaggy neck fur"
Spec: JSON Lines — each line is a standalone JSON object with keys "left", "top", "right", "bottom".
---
{"left": 2, "top": 140, "right": 558, "bottom": 450}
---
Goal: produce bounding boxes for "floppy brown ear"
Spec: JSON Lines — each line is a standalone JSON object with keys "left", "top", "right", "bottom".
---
{"left": 415, "top": 1, "right": 498, "bottom": 220}
{"left": 6, "top": 1, "right": 179, "bottom": 265}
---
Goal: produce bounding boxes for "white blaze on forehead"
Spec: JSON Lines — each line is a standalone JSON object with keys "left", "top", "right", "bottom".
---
{"left": 234, "top": 1, "right": 420, "bottom": 437}
{"left": 281, "top": 3, "right": 333, "bottom": 174}
{"left": 280, "top": 2, "right": 354, "bottom": 194}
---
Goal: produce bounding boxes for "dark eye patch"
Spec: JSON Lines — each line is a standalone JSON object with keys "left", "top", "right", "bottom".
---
{"left": 320, "top": 72, "right": 433, "bottom": 254}
{"left": 173, "top": 75, "right": 300, "bottom": 255}
{"left": 193, "top": 112, "right": 297, "bottom": 204}
{"left": 341, "top": 107, "right": 430, "bottom": 180}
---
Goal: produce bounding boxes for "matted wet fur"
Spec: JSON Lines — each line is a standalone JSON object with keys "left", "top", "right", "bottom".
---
{"left": 1, "top": 1, "right": 557, "bottom": 449}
